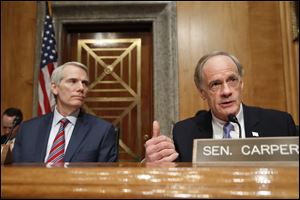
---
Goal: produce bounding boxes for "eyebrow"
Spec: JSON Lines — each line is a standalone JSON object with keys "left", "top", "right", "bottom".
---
{"left": 66, "top": 77, "right": 89, "bottom": 82}
{"left": 208, "top": 74, "right": 239, "bottom": 85}
{"left": 208, "top": 79, "right": 222, "bottom": 86}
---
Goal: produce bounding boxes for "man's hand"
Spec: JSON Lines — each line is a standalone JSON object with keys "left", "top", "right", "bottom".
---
{"left": 144, "top": 121, "right": 178, "bottom": 162}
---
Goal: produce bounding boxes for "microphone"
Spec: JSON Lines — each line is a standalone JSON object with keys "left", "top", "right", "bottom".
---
{"left": 4, "top": 116, "right": 22, "bottom": 144}
{"left": 228, "top": 114, "right": 241, "bottom": 138}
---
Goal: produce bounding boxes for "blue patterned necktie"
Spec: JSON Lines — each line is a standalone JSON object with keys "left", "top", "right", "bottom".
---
{"left": 223, "top": 122, "right": 234, "bottom": 139}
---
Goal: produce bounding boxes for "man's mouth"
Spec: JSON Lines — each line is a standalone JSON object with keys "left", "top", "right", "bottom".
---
{"left": 73, "top": 96, "right": 85, "bottom": 100}
{"left": 220, "top": 100, "right": 234, "bottom": 107}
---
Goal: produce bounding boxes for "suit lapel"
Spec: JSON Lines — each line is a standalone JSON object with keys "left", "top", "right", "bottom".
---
{"left": 35, "top": 113, "right": 54, "bottom": 162}
{"left": 64, "top": 112, "right": 89, "bottom": 161}
{"left": 195, "top": 105, "right": 261, "bottom": 139}
{"left": 195, "top": 110, "right": 213, "bottom": 138}
{"left": 243, "top": 104, "right": 259, "bottom": 138}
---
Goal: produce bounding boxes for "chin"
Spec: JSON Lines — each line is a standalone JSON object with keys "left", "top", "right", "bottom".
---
{"left": 226, "top": 107, "right": 239, "bottom": 116}
{"left": 70, "top": 102, "right": 83, "bottom": 108}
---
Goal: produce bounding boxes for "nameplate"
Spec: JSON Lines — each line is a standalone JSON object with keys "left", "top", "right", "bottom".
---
{"left": 193, "top": 137, "right": 299, "bottom": 163}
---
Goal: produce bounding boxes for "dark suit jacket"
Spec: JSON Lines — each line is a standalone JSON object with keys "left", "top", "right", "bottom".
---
{"left": 13, "top": 111, "right": 118, "bottom": 163}
{"left": 173, "top": 104, "right": 298, "bottom": 162}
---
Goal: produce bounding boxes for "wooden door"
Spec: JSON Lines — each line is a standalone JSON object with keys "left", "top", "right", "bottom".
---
{"left": 61, "top": 23, "right": 153, "bottom": 161}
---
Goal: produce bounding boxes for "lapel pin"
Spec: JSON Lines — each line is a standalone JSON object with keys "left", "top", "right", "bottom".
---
{"left": 252, "top": 132, "right": 259, "bottom": 137}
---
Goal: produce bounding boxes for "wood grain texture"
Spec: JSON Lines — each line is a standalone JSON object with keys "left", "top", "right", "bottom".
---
{"left": 177, "top": 1, "right": 251, "bottom": 119}
{"left": 1, "top": 162, "right": 299, "bottom": 199}
{"left": 1, "top": 2, "right": 36, "bottom": 120}
{"left": 279, "top": 1, "right": 299, "bottom": 124}
{"left": 177, "top": 1, "right": 298, "bottom": 124}
{"left": 1, "top": 1, "right": 298, "bottom": 126}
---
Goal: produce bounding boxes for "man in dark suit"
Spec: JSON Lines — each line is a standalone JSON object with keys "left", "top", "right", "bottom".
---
{"left": 1, "top": 107, "right": 23, "bottom": 147}
{"left": 13, "top": 62, "right": 118, "bottom": 163}
{"left": 144, "top": 51, "right": 298, "bottom": 162}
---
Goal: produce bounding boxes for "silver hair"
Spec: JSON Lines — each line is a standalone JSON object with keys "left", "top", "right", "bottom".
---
{"left": 51, "top": 61, "right": 88, "bottom": 85}
{"left": 194, "top": 51, "right": 244, "bottom": 90}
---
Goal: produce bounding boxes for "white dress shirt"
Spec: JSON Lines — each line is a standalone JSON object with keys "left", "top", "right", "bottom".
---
{"left": 44, "top": 107, "right": 79, "bottom": 162}
{"left": 212, "top": 104, "right": 245, "bottom": 139}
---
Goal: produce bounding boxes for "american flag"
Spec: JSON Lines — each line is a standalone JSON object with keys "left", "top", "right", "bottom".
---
{"left": 38, "top": 3, "right": 57, "bottom": 115}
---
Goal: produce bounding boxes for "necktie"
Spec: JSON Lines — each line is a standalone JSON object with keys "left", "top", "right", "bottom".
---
{"left": 223, "top": 122, "right": 234, "bottom": 139}
{"left": 47, "top": 118, "right": 69, "bottom": 163}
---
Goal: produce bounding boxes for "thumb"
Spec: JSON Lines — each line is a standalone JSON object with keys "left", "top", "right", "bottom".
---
{"left": 152, "top": 120, "right": 160, "bottom": 138}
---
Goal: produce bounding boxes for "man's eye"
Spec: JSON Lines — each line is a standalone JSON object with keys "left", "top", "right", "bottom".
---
{"left": 210, "top": 82, "right": 221, "bottom": 90}
{"left": 229, "top": 77, "right": 237, "bottom": 82}
{"left": 82, "top": 80, "right": 89, "bottom": 86}
{"left": 228, "top": 77, "right": 239, "bottom": 86}
{"left": 69, "top": 79, "right": 77, "bottom": 83}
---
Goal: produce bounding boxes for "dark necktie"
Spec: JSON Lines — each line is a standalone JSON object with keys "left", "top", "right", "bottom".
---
{"left": 223, "top": 122, "right": 234, "bottom": 139}
{"left": 46, "top": 118, "right": 69, "bottom": 163}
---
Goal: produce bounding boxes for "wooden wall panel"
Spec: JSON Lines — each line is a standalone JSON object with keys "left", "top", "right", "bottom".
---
{"left": 1, "top": 1, "right": 298, "bottom": 126}
{"left": 1, "top": 2, "right": 36, "bottom": 120}
{"left": 177, "top": 1, "right": 252, "bottom": 118}
{"left": 177, "top": 1, "right": 299, "bottom": 125}
{"left": 279, "top": 1, "right": 299, "bottom": 124}
{"left": 248, "top": 2, "right": 285, "bottom": 111}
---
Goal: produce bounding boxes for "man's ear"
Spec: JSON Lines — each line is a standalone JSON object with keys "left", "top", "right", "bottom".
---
{"left": 199, "top": 88, "right": 206, "bottom": 100}
{"left": 51, "top": 81, "right": 58, "bottom": 96}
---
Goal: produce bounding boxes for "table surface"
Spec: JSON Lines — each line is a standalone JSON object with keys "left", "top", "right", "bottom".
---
{"left": 1, "top": 162, "right": 299, "bottom": 199}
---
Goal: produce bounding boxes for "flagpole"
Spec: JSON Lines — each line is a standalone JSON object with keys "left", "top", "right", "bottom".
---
{"left": 47, "top": 1, "right": 52, "bottom": 16}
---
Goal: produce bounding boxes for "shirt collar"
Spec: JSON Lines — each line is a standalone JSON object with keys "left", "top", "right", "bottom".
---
{"left": 53, "top": 107, "right": 80, "bottom": 126}
{"left": 211, "top": 103, "right": 243, "bottom": 126}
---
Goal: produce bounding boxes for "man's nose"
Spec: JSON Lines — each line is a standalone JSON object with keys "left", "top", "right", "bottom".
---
{"left": 77, "top": 82, "right": 85, "bottom": 90}
{"left": 4, "top": 127, "right": 11, "bottom": 134}
{"left": 221, "top": 82, "right": 232, "bottom": 96}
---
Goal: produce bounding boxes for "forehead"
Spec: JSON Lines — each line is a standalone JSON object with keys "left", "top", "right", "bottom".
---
{"left": 202, "top": 55, "right": 238, "bottom": 79}
{"left": 62, "top": 65, "right": 88, "bottom": 77}
{"left": 2, "top": 115, "right": 15, "bottom": 124}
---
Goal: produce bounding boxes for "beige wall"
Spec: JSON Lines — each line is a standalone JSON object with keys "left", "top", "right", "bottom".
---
{"left": 1, "top": 1, "right": 298, "bottom": 124}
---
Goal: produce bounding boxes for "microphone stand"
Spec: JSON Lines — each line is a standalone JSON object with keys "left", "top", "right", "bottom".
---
{"left": 236, "top": 122, "right": 241, "bottom": 139}
{"left": 4, "top": 117, "right": 20, "bottom": 144}
{"left": 1, "top": 117, "right": 21, "bottom": 164}
{"left": 228, "top": 114, "right": 241, "bottom": 138}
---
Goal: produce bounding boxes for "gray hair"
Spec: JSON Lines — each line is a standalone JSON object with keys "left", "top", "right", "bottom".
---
{"left": 194, "top": 51, "right": 244, "bottom": 90}
{"left": 51, "top": 61, "right": 88, "bottom": 85}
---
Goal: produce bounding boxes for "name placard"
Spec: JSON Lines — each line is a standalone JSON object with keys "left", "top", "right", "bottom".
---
{"left": 193, "top": 137, "right": 299, "bottom": 163}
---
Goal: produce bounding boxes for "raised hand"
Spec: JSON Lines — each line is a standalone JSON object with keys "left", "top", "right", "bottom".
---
{"left": 144, "top": 121, "right": 178, "bottom": 162}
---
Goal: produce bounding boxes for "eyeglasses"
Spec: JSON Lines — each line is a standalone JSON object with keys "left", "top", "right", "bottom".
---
{"left": 208, "top": 76, "right": 240, "bottom": 92}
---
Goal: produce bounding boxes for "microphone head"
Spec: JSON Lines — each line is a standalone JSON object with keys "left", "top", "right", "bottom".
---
{"left": 228, "top": 114, "right": 238, "bottom": 123}
{"left": 13, "top": 116, "right": 22, "bottom": 127}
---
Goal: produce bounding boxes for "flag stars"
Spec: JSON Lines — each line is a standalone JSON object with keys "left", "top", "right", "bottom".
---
{"left": 40, "top": 11, "right": 57, "bottom": 65}
{"left": 39, "top": 6, "right": 58, "bottom": 116}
